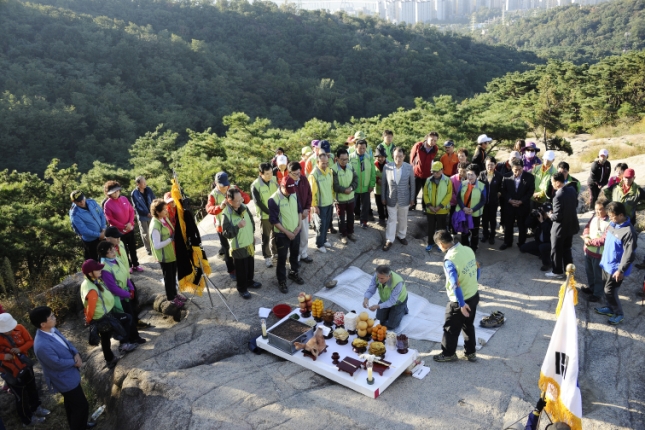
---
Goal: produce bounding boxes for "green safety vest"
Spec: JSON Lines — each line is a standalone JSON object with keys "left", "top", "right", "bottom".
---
{"left": 532, "top": 163, "right": 556, "bottom": 203}
{"left": 424, "top": 174, "right": 451, "bottom": 215}
{"left": 331, "top": 162, "right": 355, "bottom": 202}
{"left": 149, "top": 217, "right": 176, "bottom": 263}
{"left": 271, "top": 191, "right": 299, "bottom": 233}
{"left": 311, "top": 167, "right": 333, "bottom": 207}
{"left": 251, "top": 177, "right": 278, "bottom": 220}
{"left": 114, "top": 241, "right": 130, "bottom": 271}
{"left": 444, "top": 243, "right": 478, "bottom": 302}
{"left": 377, "top": 271, "right": 408, "bottom": 304}
{"left": 349, "top": 151, "right": 374, "bottom": 193}
{"left": 80, "top": 278, "right": 115, "bottom": 320}
{"left": 100, "top": 258, "right": 129, "bottom": 309}
{"left": 222, "top": 205, "right": 255, "bottom": 251}
{"left": 456, "top": 180, "right": 486, "bottom": 217}
{"left": 375, "top": 164, "right": 384, "bottom": 195}
{"left": 586, "top": 215, "right": 611, "bottom": 256}
{"left": 383, "top": 142, "right": 395, "bottom": 163}
{"left": 210, "top": 188, "right": 227, "bottom": 226}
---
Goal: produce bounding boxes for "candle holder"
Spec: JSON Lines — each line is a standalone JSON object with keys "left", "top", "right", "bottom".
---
{"left": 331, "top": 352, "right": 340, "bottom": 365}
{"left": 261, "top": 319, "right": 268, "bottom": 340}
{"left": 366, "top": 361, "right": 374, "bottom": 385}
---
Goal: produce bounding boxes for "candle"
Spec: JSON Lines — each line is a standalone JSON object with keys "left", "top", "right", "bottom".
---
{"left": 261, "top": 319, "right": 267, "bottom": 338}
{"left": 367, "top": 366, "right": 373, "bottom": 381}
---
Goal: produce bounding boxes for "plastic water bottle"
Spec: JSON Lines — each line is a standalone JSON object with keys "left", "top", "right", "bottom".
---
{"left": 90, "top": 405, "right": 105, "bottom": 422}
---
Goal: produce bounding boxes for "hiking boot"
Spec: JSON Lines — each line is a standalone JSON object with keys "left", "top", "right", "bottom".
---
{"left": 265, "top": 258, "right": 273, "bottom": 268}
{"left": 106, "top": 356, "right": 120, "bottom": 369}
{"left": 239, "top": 291, "right": 251, "bottom": 299}
{"left": 608, "top": 314, "right": 624, "bottom": 325}
{"left": 35, "top": 406, "right": 51, "bottom": 417}
{"left": 382, "top": 241, "right": 392, "bottom": 251}
{"left": 340, "top": 236, "right": 348, "bottom": 245}
{"left": 301, "top": 256, "right": 314, "bottom": 263}
{"left": 465, "top": 353, "right": 478, "bottom": 362}
{"left": 397, "top": 237, "right": 408, "bottom": 245}
{"left": 425, "top": 245, "right": 434, "bottom": 252}
{"left": 288, "top": 271, "right": 305, "bottom": 285}
{"left": 347, "top": 234, "right": 357, "bottom": 242}
{"left": 594, "top": 307, "right": 614, "bottom": 316}
{"left": 317, "top": 246, "right": 327, "bottom": 253}
{"left": 119, "top": 343, "right": 138, "bottom": 353}
{"left": 433, "top": 353, "right": 457, "bottom": 362}
{"left": 279, "top": 282, "right": 289, "bottom": 294}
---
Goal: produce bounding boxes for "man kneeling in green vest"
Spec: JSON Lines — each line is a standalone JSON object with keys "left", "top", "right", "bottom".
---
{"left": 362, "top": 265, "right": 408, "bottom": 330}
{"left": 222, "top": 188, "right": 262, "bottom": 299}
{"left": 433, "top": 230, "right": 480, "bottom": 363}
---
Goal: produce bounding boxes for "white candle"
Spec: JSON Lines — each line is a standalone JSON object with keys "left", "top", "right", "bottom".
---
{"left": 367, "top": 366, "right": 373, "bottom": 381}
{"left": 261, "top": 319, "right": 267, "bottom": 337}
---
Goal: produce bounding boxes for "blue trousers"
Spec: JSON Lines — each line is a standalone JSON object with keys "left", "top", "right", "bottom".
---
{"left": 316, "top": 205, "right": 332, "bottom": 248}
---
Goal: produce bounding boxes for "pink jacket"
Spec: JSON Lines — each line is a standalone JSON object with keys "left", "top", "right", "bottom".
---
{"left": 104, "top": 196, "right": 135, "bottom": 233}
{"left": 450, "top": 174, "right": 462, "bottom": 206}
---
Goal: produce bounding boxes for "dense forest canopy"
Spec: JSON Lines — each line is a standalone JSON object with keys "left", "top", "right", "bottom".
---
{"left": 0, "top": 0, "right": 539, "bottom": 174}
{"left": 480, "top": 0, "right": 645, "bottom": 63}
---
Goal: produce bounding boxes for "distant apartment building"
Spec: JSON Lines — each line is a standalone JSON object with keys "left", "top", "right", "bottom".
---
{"left": 289, "top": 0, "right": 614, "bottom": 22}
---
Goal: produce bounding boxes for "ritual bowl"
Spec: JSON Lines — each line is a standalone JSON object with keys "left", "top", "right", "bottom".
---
{"left": 272, "top": 304, "right": 292, "bottom": 319}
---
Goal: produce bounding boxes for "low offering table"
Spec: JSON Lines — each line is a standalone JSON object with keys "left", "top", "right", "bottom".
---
{"left": 256, "top": 310, "right": 417, "bottom": 398}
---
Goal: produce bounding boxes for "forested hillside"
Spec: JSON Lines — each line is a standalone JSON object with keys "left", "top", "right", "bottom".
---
{"left": 481, "top": 0, "right": 645, "bottom": 63}
{"left": 0, "top": 0, "right": 538, "bottom": 174}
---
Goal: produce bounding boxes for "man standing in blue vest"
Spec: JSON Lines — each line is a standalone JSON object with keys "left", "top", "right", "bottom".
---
{"left": 433, "top": 230, "right": 480, "bottom": 363}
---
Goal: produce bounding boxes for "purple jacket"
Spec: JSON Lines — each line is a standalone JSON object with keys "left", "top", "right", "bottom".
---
{"left": 452, "top": 210, "right": 474, "bottom": 233}
{"left": 450, "top": 174, "right": 463, "bottom": 206}
{"left": 522, "top": 155, "right": 541, "bottom": 172}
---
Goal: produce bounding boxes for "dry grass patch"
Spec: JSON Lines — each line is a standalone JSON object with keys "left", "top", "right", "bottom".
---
{"left": 578, "top": 142, "right": 645, "bottom": 163}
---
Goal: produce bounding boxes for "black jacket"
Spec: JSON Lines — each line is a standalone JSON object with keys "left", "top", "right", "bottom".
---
{"left": 588, "top": 159, "right": 612, "bottom": 186}
{"left": 495, "top": 160, "right": 523, "bottom": 177}
{"left": 550, "top": 184, "right": 580, "bottom": 237}
{"left": 501, "top": 172, "right": 535, "bottom": 213}
{"left": 478, "top": 170, "right": 503, "bottom": 207}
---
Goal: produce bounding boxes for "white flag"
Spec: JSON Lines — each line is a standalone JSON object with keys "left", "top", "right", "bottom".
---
{"left": 538, "top": 285, "right": 582, "bottom": 430}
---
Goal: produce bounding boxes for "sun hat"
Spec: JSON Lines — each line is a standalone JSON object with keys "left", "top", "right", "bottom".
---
{"left": 0, "top": 313, "right": 18, "bottom": 333}
{"left": 215, "top": 172, "right": 230, "bottom": 186}
{"left": 477, "top": 134, "right": 492, "bottom": 144}
{"left": 544, "top": 150, "right": 556, "bottom": 161}
{"left": 354, "top": 131, "right": 366, "bottom": 140}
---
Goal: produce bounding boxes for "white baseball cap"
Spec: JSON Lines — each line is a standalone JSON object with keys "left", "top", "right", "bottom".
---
{"left": 276, "top": 155, "right": 288, "bottom": 166}
{"left": 544, "top": 150, "right": 556, "bottom": 161}
{"left": 477, "top": 134, "right": 492, "bottom": 144}
{"left": 599, "top": 149, "right": 609, "bottom": 157}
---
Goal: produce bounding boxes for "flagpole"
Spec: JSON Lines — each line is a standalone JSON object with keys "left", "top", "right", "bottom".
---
{"left": 171, "top": 169, "right": 217, "bottom": 310}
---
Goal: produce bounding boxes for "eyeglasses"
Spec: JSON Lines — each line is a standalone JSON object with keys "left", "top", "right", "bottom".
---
{"left": 526, "top": 150, "right": 535, "bottom": 153}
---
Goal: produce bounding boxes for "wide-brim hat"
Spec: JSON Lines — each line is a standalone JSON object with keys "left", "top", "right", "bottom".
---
{"left": 521, "top": 142, "right": 541, "bottom": 153}
{"left": 0, "top": 313, "right": 18, "bottom": 333}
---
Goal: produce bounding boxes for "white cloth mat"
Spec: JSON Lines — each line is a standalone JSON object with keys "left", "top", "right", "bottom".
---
{"left": 315, "top": 266, "right": 500, "bottom": 349}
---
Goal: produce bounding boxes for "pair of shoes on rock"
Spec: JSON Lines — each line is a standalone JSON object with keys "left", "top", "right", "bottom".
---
{"left": 480, "top": 311, "right": 505, "bottom": 328}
